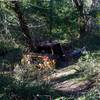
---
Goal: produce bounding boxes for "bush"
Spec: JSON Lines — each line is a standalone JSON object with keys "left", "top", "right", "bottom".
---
{"left": 76, "top": 52, "right": 99, "bottom": 79}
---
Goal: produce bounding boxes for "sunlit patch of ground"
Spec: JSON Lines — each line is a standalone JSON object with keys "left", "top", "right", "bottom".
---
{"left": 44, "top": 64, "right": 96, "bottom": 94}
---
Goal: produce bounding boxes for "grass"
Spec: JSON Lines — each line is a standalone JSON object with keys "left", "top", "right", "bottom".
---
{"left": 0, "top": 34, "right": 100, "bottom": 99}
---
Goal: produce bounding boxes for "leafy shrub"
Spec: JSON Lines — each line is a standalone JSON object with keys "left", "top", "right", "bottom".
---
{"left": 76, "top": 51, "right": 99, "bottom": 79}
{"left": 13, "top": 63, "right": 54, "bottom": 85}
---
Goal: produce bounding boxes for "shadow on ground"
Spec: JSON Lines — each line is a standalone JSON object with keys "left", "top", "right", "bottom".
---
{"left": 71, "top": 34, "right": 100, "bottom": 52}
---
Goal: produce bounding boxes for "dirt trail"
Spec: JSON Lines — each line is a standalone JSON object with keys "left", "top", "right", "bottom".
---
{"left": 48, "top": 66, "right": 94, "bottom": 93}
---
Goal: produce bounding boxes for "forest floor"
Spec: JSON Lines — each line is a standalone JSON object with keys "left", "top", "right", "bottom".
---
{"left": 50, "top": 66, "right": 94, "bottom": 92}
{"left": 0, "top": 35, "right": 100, "bottom": 99}
{"left": 0, "top": 53, "right": 100, "bottom": 100}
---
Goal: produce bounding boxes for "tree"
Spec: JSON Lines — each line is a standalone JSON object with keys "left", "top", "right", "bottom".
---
{"left": 11, "top": 1, "right": 34, "bottom": 51}
{"left": 72, "top": 0, "right": 87, "bottom": 38}
{"left": 72, "top": 0, "right": 95, "bottom": 38}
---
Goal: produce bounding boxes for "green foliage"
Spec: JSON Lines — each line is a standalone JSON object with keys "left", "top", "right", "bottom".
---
{"left": 0, "top": 0, "right": 100, "bottom": 100}
{"left": 0, "top": 74, "right": 53, "bottom": 100}
{"left": 77, "top": 86, "right": 100, "bottom": 100}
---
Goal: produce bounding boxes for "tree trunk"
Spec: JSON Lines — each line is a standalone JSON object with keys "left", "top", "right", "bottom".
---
{"left": 49, "top": 0, "right": 53, "bottom": 35}
{"left": 73, "top": 0, "right": 88, "bottom": 38}
{"left": 11, "top": 1, "right": 34, "bottom": 51}
{"left": 79, "top": 16, "right": 87, "bottom": 39}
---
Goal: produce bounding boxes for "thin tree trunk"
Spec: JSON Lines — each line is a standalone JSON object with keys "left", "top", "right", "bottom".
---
{"left": 49, "top": 0, "right": 53, "bottom": 35}
{"left": 73, "top": 0, "right": 88, "bottom": 38}
{"left": 11, "top": 1, "right": 34, "bottom": 51}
